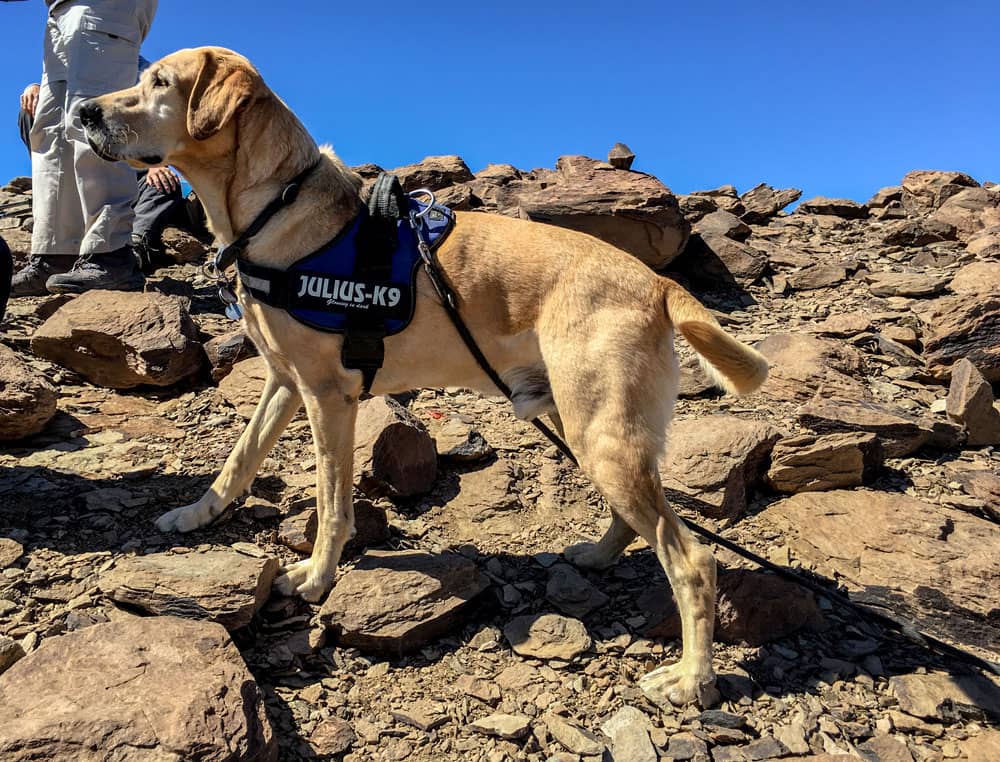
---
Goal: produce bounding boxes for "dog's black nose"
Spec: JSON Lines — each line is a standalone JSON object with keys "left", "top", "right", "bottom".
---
{"left": 79, "top": 101, "right": 102, "bottom": 129}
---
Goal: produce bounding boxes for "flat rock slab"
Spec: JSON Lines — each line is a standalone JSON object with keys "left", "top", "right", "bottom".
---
{"left": 641, "top": 568, "right": 823, "bottom": 646}
{"left": 797, "top": 196, "right": 869, "bottom": 218}
{"left": 277, "top": 498, "right": 388, "bottom": 556}
{"left": 601, "top": 705, "right": 657, "bottom": 762}
{"left": 660, "top": 415, "right": 781, "bottom": 518}
{"left": 949, "top": 261, "right": 1000, "bottom": 295}
{"left": 767, "top": 432, "right": 883, "bottom": 493}
{"left": 468, "top": 713, "right": 532, "bottom": 740}
{"left": 0, "top": 537, "right": 24, "bottom": 569}
{"left": 890, "top": 673, "right": 1000, "bottom": 722}
{"left": 354, "top": 396, "right": 437, "bottom": 498}
{"left": 0, "top": 344, "right": 58, "bottom": 441}
{"left": 739, "top": 183, "right": 802, "bottom": 224}
{"left": 504, "top": 613, "right": 592, "bottom": 660}
{"left": 31, "top": 291, "right": 204, "bottom": 388}
{"left": 946, "top": 358, "right": 1000, "bottom": 445}
{"left": 866, "top": 272, "right": 949, "bottom": 298}
{"left": 755, "top": 333, "right": 868, "bottom": 403}
{"left": 797, "top": 398, "right": 931, "bottom": 457}
{"left": 761, "top": 490, "right": 1000, "bottom": 650}
{"left": 0, "top": 616, "right": 277, "bottom": 762}
{"left": 914, "top": 295, "right": 1000, "bottom": 382}
{"left": 99, "top": 548, "right": 279, "bottom": 630}
{"left": 218, "top": 356, "right": 268, "bottom": 419}
{"left": 319, "top": 551, "right": 489, "bottom": 654}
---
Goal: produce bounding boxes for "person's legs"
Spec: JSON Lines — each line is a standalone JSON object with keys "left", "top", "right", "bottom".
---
{"left": 11, "top": 80, "right": 79, "bottom": 296}
{"left": 45, "top": 98, "right": 143, "bottom": 293}
{"left": 131, "top": 171, "right": 183, "bottom": 273}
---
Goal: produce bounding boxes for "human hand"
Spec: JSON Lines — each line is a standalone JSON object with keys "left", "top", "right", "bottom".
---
{"left": 146, "top": 166, "right": 180, "bottom": 194}
{"left": 20, "top": 84, "right": 40, "bottom": 119}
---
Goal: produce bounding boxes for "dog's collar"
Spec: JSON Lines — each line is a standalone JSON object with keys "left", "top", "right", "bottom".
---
{"left": 213, "top": 158, "right": 322, "bottom": 272}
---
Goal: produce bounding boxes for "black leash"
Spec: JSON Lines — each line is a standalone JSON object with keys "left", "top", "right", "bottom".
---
{"left": 411, "top": 222, "right": 1000, "bottom": 679}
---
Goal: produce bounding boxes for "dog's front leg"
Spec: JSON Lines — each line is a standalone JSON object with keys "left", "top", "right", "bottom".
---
{"left": 274, "top": 388, "right": 358, "bottom": 602}
{"left": 156, "top": 371, "right": 302, "bottom": 533}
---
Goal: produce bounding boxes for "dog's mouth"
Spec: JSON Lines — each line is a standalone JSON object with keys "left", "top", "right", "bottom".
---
{"left": 85, "top": 132, "right": 121, "bottom": 163}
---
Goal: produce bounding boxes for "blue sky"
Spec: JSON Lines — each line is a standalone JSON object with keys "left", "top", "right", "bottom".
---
{"left": 1, "top": 1, "right": 997, "bottom": 202}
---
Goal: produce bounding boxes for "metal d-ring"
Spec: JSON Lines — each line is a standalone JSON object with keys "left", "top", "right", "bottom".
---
{"left": 408, "top": 188, "right": 437, "bottom": 218}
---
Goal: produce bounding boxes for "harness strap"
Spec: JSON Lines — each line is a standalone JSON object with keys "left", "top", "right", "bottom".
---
{"left": 215, "top": 159, "right": 322, "bottom": 272}
{"left": 341, "top": 174, "right": 412, "bottom": 394}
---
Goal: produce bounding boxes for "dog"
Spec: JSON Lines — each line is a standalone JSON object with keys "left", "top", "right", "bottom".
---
{"left": 80, "top": 46, "right": 768, "bottom": 707}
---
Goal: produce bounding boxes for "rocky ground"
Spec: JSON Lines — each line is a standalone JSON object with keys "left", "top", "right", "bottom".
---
{"left": 0, "top": 157, "right": 999, "bottom": 762}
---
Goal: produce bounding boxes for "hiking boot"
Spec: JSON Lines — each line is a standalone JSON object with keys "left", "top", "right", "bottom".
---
{"left": 10, "top": 257, "right": 72, "bottom": 297}
{"left": 45, "top": 247, "right": 145, "bottom": 294}
{"left": 131, "top": 233, "right": 171, "bottom": 275}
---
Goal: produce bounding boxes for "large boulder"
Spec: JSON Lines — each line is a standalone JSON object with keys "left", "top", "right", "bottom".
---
{"left": 460, "top": 155, "right": 690, "bottom": 269}
{"left": 319, "top": 551, "right": 489, "bottom": 653}
{"left": 739, "top": 183, "right": 802, "bottom": 223}
{"left": 914, "top": 295, "right": 1000, "bottom": 382}
{"left": 796, "top": 196, "right": 868, "bottom": 219}
{"left": 660, "top": 415, "right": 782, "bottom": 518}
{"left": 767, "top": 432, "right": 883, "bottom": 493}
{"left": 946, "top": 359, "right": 1000, "bottom": 446}
{"left": 754, "top": 333, "right": 868, "bottom": 403}
{"left": 796, "top": 398, "right": 932, "bottom": 457}
{"left": 0, "top": 344, "right": 57, "bottom": 441}
{"left": 928, "top": 186, "right": 1000, "bottom": 242}
{"left": 0, "top": 616, "right": 277, "bottom": 761}
{"left": 761, "top": 490, "right": 1000, "bottom": 650}
{"left": 901, "top": 170, "right": 979, "bottom": 214}
{"left": 31, "top": 291, "right": 204, "bottom": 388}
{"left": 354, "top": 396, "right": 438, "bottom": 498}
{"left": 98, "top": 548, "right": 279, "bottom": 630}
{"left": 949, "top": 261, "right": 1000, "bottom": 295}
{"left": 390, "top": 155, "right": 475, "bottom": 192}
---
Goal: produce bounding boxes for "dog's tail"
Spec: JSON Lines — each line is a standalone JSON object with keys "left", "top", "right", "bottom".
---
{"left": 661, "top": 278, "right": 769, "bottom": 396}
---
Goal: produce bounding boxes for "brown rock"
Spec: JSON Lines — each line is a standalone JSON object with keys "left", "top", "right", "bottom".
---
{"left": 949, "top": 261, "right": 1000, "bottom": 295}
{"left": 468, "top": 713, "right": 532, "bottom": 740}
{"left": 310, "top": 716, "right": 356, "bottom": 756}
{"left": 678, "top": 193, "right": 721, "bottom": 222}
{"left": 881, "top": 219, "right": 956, "bottom": 246}
{"left": 762, "top": 490, "right": 1000, "bottom": 650}
{"left": 319, "top": 551, "right": 489, "bottom": 653}
{"left": 204, "top": 329, "right": 257, "bottom": 382}
{"left": 542, "top": 712, "right": 604, "bottom": 755}
{"left": 31, "top": 291, "right": 203, "bottom": 388}
{"left": 865, "top": 271, "right": 949, "bottom": 298}
{"left": 755, "top": 333, "right": 868, "bottom": 402}
{"left": 660, "top": 415, "right": 781, "bottom": 518}
{"left": 901, "top": 169, "right": 978, "bottom": 214}
{"left": 812, "top": 312, "right": 873, "bottom": 337}
{"left": 390, "top": 155, "right": 474, "bottom": 191}
{"left": 0, "top": 617, "right": 276, "bottom": 762}
{"left": 797, "top": 196, "right": 869, "bottom": 219}
{"left": 679, "top": 232, "right": 767, "bottom": 283}
{"left": 915, "top": 295, "right": 1000, "bottom": 382}
{"left": 451, "top": 459, "right": 522, "bottom": 518}
{"left": 868, "top": 185, "right": 903, "bottom": 208}
{"left": 277, "top": 497, "right": 389, "bottom": 556}
{"left": 959, "top": 729, "right": 1000, "bottom": 760}
{"left": 966, "top": 225, "right": 1000, "bottom": 256}
{"left": 948, "top": 468, "right": 1000, "bottom": 519}
{"left": 890, "top": 673, "right": 1000, "bottom": 722}
{"left": 880, "top": 325, "right": 919, "bottom": 348}
{"left": 739, "top": 183, "right": 803, "bottom": 224}
{"left": 642, "top": 568, "right": 823, "bottom": 646}
{"left": 928, "top": 186, "right": 1000, "bottom": 241}
{"left": 858, "top": 736, "right": 914, "bottom": 762}
{"left": 0, "top": 345, "right": 57, "bottom": 441}
{"left": 430, "top": 416, "right": 493, "bottom": 462}
{"left": 797, "top": 398, "right": 930, "bottom": 457}
{"left": 0, "top": 637, "right": 25, "bottom": 676}
{"left": 545, "top": 563, "right": 609, "bottom": 618}
{"left": 161, "top": 226, "right": 209, "bottom": 263}
{"left": 99, "top": 548, "right": 279, "bottom": 630}
{"left": 945, "top": 359, "right": 1000, "bottom": 445}
{"left": 693, "top": 210, "right": 751, "bottom": 242}
{"left": 218, "top": 356, "right": 268, "bottom": 419}
{"left": 768, "top": 432, "right": 883, "bottom": 493}
{"left": 0, "top": 538, "right": 24, "bottom": 569}
{"left": 787, "top": 264, "right": 848, "bottom": 291}
{"left": 511, "top": 155, "right": 689, "bottom": 268}
{"left": 607, "top": 142, "right": 635, "bottom": 170}
{"left": 354, "top": 396, "right": 437, "bottom": 498}
{"left": 504, "top": 613, "right": 592, "bottom": 660}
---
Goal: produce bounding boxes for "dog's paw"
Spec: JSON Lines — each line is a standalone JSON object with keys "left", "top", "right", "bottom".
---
{"left": 640, "top": 662, "right": 720, "bottom": 708}
{"left": 274, "top": 559, "right": 334, "bottom": 603}
{"left": 155, "top": 504, "right": 211, "bottom": 533}
{"left": 563, "top": 540, "right": 620, "bottom": 570}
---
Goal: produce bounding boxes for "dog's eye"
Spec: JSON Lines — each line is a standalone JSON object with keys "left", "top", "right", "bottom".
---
{"left": 151, "top": 74, "right": 168, "bottom": 88}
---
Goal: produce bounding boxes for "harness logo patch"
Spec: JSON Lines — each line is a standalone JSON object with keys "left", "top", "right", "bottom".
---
{"left": 296, "top": 275, "right": 402, "bottom": 310}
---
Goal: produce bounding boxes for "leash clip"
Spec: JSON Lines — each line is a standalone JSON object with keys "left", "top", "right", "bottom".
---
{"left": 206, "top": 248, "right": 244, "bottom": 321}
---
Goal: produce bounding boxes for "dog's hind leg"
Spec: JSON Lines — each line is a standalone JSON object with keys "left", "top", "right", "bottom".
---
{"left": 274, "top": 386, "right": 358, "bottom": 602}
{"left": 564, "top": 512, "right": 638, "bottom": 570}
{"left": 156, "top": 370, "right": 302, "bottom": 533}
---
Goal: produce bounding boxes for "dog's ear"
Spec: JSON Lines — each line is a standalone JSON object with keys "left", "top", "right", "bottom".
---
{"left": 186, "top": 50, "right": 256, "bottom": 141}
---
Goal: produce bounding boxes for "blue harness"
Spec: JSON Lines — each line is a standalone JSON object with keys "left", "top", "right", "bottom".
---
{"left": 227, "top": 172, "right": 455, "bottom": 392}
{"left": 236, "top": 199, "right": 454, "bottom": 335}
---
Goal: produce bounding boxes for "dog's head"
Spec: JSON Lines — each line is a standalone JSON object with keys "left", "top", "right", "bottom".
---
{"left": 80, "top": 46, "right": 265, "bottom": 168}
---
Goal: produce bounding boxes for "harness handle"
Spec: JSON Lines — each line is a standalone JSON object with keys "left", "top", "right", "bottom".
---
{"left": 408, "top": 188, "right": 437, "bottom": 218}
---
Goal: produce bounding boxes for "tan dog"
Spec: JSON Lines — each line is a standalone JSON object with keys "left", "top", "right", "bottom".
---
{"left": 81, "top": 47, "right": 768, "bottom": 707}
